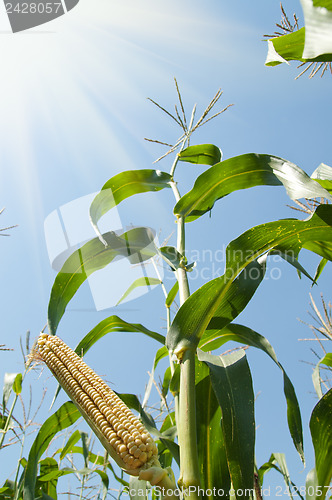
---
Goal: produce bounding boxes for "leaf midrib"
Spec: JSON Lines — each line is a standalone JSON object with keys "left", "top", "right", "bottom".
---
{"left": 176, "top": 167, "right": 278, "bottom": 218}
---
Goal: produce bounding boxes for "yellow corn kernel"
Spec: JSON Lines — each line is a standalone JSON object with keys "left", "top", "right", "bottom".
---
{"left": 36, "top": 333, "right": 159, "bottom": 476}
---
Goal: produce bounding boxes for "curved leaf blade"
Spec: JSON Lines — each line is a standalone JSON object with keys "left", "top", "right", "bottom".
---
{"left": 90, "top": 169, "right": 171, "bottom": 239}
{"left": 166, "top": 281, "right": 179, "bottom": 308}
{"left": 300, "top": 0, "right": 332, "bottom": 60}
{"left": 313, "top": 258, "right": 328, "bottom": 283}
{"left": 48, "top": 227, "right": 157, "bottom": 335}
{"left": 311, "top": 163, "right": 332, "bottom": 194}
{"left": 310, "top": 388, "right": 332, "bottom": 498}
{"left": 303, "top": 240, "right": 332, "bottom": 261}
{"left": 198, "top": 349, "right": 255, "bottom": 498}
{"left": 174, "top": 154, "right": 331, "bottom": 222}
{"left": 312, "top": 353, "right": 332, "bottom": 398}
{"left": 37, "top": 457, "right": 59, "bottom": 499}
{"left": 178, "top": 144, "right": 222, "bottom": 166}
{"left": 276, "top": 249, "right": 315, "bottom": 283}
{"left": 312, "top": 0, "right": 332, "bottom": 10}
{"left": 94, "top": 469, "right": 109, "bottom": 500}
{"left": 2, "top": 373, "right": 18, "bottom": 410}
{"left": 161, "top": 366, "right": 172, "bottom": 399}
{"left": 265, "top": 27, "right": 332, "bottom": 66}
{"left": 226, "top": 205, "right": 332, "bottom": 280}
{"left": 142, "top": 346, "right": 168, "bottom": 408}
{"left": 258, "top": 453, "right": 303, "bottom": 500}
{"left": 24, "top": 402, "right": 81, "bottom": 500}
{"left": 166, "top": 258, "right": 266, "bottom": 356}
{"left": 265, "top": 29, "right": 306, "bottom": 66}
{"left": 199, "top": 323, "right": 304, "bottom": 462}
{"left": 159, "top": 246, "right": 184, "bottom": 270}
{"left": 59, "top": 430, "right": 81, "bottom": 460}
{"left": 75, "top": 316, "right": 165, "bottom": 356}
{"left": 169, "top": 364, "right": 180, "bottom": 398}
{"left": 195, "top": 359, "right": 231, "bottom": 498}
{"left": 116, "top": 277, "right": 162, "bottom": 305}
{"left": 12, "top": 373, "right": 23, "bottom": 395}
{"left": 305, "top": 468, "right": 318, "bottom": 500}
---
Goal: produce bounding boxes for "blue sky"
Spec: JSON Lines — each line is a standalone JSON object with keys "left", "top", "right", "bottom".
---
{"left": 1, "top": 0, "right": 332, "bottom": 493}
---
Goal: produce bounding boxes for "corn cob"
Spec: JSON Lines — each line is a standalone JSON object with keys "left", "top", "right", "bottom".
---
{"left": 36, "top": 333, "right": 160, "bottom": 476}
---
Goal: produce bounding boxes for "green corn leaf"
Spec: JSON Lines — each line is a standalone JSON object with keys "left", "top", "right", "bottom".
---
{"left": 312, "top": 0, "right": 332, "bottom": 10}
{"left": 94, "top": 470, "right": 109, "bottom": 500}
{"left": 38, "top": 467, "right": 91, "bottom": 482}
{"left": 166, "top": 281, "right": 179, "bottom": 308}
{"left": 167, "top": 257, "right": 266, "bottom": 356}
{"left": 300, "top": 0, "right": 332, "bottom": 60}
{"left": 258, "top": 453, "right": 303, "bottom": 500}
{"left": 266, "top": 0, "right": 332, "bottom": 66}
{"left": 310, "top": 389, "right": 332, "bottom": 499}
{"left": 159, "top": 412, "right": 176, "bottom": 435}
{"left": 59, "top": 430, "right": 81, "bottom": 459}
{"left": 143, "top": 346, "right": 168, "bottom": 408}
{"left": 161, "top": 367, "right": 172, "bottom": 398}
{"left": 225, "top": 205, "right": 332, "bottom": 280}
{"left": 24, "top": 402, "right": 81, "bottom": 500}
{"left": 13, "top": 373, "right": 22, "bottom": 395}
{"left": 158, "top": 439, "right": 173, "bottom": 470}
{"left": 313, "top": 258, "right": 328, "bottom": 283}
{"left": 116, "top": 277, "right": 162, "bottom": 305}
{"left": 198, "top": 349, "right": 255, "bottom": 498}
{"left": 199, "top": 323, "right": 304, "bottom": 461}
{"left": 195, "top": 359, "right": 231, "bottom": 498}
{"left": 0, "top": 481, "right": 16, "bottom": 500}
{"left": 303, "top": 241, "right": 332, "bottom": 261}
{"left": 2, "top": 373, "right": 18, "bottom": 410}
{"left": 312, "top": 353, "right": 332, "bottom": 398}
{"left": 311, "top": 163, "right": 332, "bottom": 194}
{"left": 305, "top": 468, "right": 319, "bottom": 500}
{"left": 265, "top": 29, "right": 332, "bottom": 67}
{"left": 48, "top": 227, "right": 157, "bottom": 336}
{"left": 178, "top": 144, "right": 222, "bottom": 166}
{"left": 80, "top": 431, "right": 90, "bottom": 468}
{"left": 90, "top": 169, "right": 171, "bottom": 240}
{"left": 75, "top": 316, "right": 165, "bottom": 355}
{"left": 265, "top": 29, "right": 307, "bottom": 66}
{"left": 274, "top": 250, "right": 315, "bottom": 283}
{"left": 36, "top": 493, "right": 58, "bottom": 500}
{"left": 312, "top": 180, "right": 332, "bottom": 194}
{"left": 36, "top": 458, "right": 59, "bottom": 500}
{"left": 174, "top": 154, "right": 331, "bottom": 222}
{"left": 159, "top": 246, "right": 185, "bottom": 270}
{"left": 169, "top": 364, "right": 180, "bottom": 397}
{"left": 59, "top": 445, "right": 103, "bottom": 464}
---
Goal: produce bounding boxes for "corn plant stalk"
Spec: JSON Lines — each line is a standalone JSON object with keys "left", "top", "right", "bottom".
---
{"left": 170, "top": 143, "right": 201, "bottom": 498}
